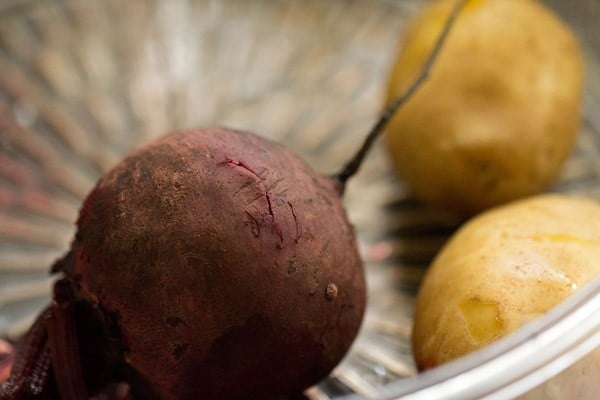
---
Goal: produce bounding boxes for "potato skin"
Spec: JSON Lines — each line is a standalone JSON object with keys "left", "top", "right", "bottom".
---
{"left": 70, "top": 128, "right": 366, "bottom": 399}
{"left": 412, "top": 194, "right": 600, "bottom": 370}
{"left": 385, "top": 0, "right": 584, "bottom": 216}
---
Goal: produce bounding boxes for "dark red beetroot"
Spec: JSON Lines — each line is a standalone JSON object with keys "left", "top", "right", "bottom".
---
{"left": 71, "top": 127, "right": 365, "bottom": 399}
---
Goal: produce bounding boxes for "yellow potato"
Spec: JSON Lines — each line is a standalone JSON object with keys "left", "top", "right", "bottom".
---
{"left": 386, "top": 0, "right": 584, "bottom": 216}
{"left": 412, "top": 194, "right": 600, "bottom": 370}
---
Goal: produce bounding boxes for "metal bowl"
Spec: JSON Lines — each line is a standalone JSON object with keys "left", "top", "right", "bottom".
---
{"left": 0, "top": 0, "right": 599, "bottom": 399}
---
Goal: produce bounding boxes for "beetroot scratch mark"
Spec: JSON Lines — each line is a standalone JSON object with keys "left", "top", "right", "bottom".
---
{"left": 232, "top": 180, "right": 255, "bottom": 197}
{"left": 265, "top": 177, "right": 284, "bottom": 192}
{"left": 245, "top": 211, "right": 261, "bottom": 238}
{"left": 288, "top": 202, "right": 301, "bottom": 242}
{"left": 247, "top": 193, "right": 266, "bottom": 205}
{"left": 220, "top": 157, "right": 285, "bottom": 243}
{"left": 265, "top": 193, "right": 283, "bottom": 242}
{"left": 219, "top": 158, "right": 261, "bottom": 179}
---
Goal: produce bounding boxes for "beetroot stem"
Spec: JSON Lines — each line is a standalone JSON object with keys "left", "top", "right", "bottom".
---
{"left": 335, "top": 0, "right": 467, "bottom": 192}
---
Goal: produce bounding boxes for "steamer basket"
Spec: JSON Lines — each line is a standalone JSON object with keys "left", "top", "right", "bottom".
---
{"left": 0, "top": 1, "right": 599, "bottom": 399}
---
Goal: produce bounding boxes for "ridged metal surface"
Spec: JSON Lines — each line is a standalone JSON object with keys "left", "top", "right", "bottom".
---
{"left": 0, "top": 1, "right": 599, "bottom": 399}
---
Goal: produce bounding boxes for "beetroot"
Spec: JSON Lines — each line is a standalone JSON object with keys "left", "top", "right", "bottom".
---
{"left": 70, "top": 127, "right": 365, "bottom": 399}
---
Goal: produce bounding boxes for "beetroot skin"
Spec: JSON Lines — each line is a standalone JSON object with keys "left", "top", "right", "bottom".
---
{"left": 67, "top": 127, "right": 366, "bottom": 399}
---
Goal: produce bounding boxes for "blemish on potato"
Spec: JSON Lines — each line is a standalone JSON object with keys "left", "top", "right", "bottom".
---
{"left": 459, "top": 297, "right": 503, "bottom": 343}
